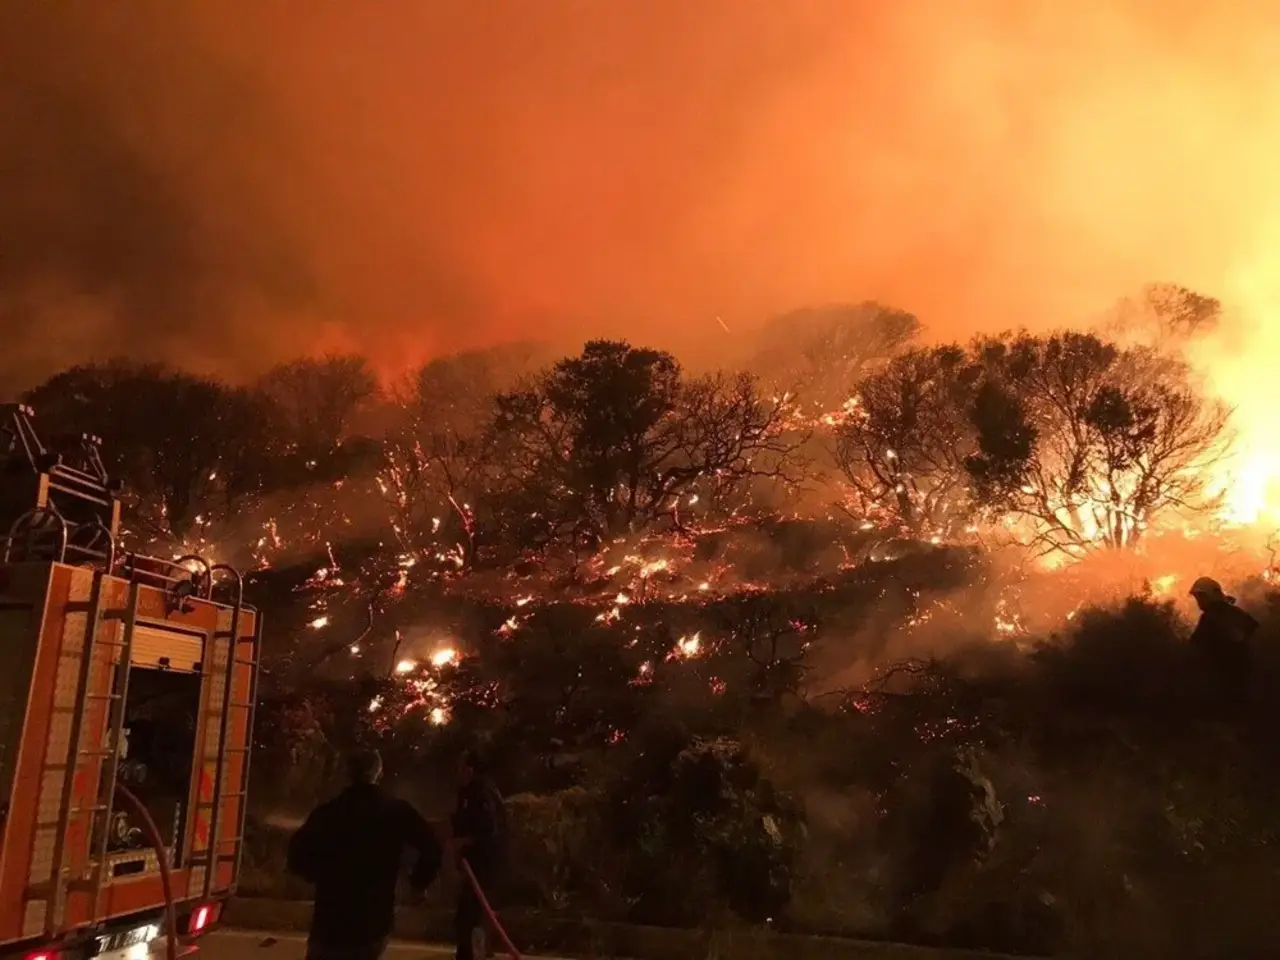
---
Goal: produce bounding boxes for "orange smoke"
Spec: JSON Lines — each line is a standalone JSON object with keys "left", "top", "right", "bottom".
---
{"left": 2, "top": 0, "right": 1280, "bottom": 394}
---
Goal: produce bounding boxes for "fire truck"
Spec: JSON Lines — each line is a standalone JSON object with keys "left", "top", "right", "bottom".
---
{"left": 0, "top": 404, "right": 262, "bottom": 960}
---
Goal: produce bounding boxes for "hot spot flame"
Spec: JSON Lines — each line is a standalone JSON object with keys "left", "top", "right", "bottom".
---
{"left": 430, "top": 647, "right": 459, "bottom": 667}
{"left": 672, "top": 632, "right": 703, "bottom": 659}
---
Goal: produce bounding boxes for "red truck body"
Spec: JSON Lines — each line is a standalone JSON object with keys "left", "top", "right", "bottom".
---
{"left": 0, "top": 405, "right": 262, "bottom": 960}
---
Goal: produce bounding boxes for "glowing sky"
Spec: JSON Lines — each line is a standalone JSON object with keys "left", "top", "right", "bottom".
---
{"left": 3, "top": 0, "right": 1279, "bottom": 388}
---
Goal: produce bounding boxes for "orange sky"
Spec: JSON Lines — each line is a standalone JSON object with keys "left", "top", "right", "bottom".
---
{"left": 2, "top": 0, "right": 1279, "bottom": 388}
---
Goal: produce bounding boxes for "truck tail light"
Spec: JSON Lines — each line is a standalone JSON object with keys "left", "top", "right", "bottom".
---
{"left": 25, "top": 952, "right": 57, "bottom": 960}
{"left": 188, "top": 903, "right": 217, "bottom": 936}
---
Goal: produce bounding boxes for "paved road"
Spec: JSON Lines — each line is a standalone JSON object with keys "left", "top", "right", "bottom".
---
{"left": 202, "top": 928, "right": 565, "bottom": 960}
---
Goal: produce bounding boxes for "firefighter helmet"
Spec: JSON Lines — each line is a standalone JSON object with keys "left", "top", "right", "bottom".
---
{"left": 1189, "top": 576, "right": 1225, "bottom": 600}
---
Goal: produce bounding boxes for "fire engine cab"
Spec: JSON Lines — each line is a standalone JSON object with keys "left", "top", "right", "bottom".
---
{"left": 0, "top": 404, "right": 262, "bottom": 960}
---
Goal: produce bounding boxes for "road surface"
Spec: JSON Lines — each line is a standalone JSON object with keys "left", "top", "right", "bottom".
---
{"left": 201, "top": 929, "right": 568, "bottom": 960}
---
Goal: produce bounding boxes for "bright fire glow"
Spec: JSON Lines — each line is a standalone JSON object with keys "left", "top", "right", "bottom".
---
{"left": 430, "top": 647, "right": 459, "bottom": 667}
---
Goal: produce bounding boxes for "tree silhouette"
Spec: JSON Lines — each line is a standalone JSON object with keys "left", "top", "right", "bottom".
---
{"left": 751, "top": 302, "right": 920, "bottom": 410}
{"left": 966, "top": 332, "right": 1231, "bottom": 557}
{"left": 255, "top": 353, "right": 377, "bottom": 457}
{"left": 24, "top": 361, "right": 265, "bottom": 544}
{"left": 834, "top": 345, "right": 982, "bottom": 537}
{"left": 380, "top": 345, "right": 547, "bottom": 567}
{"left": 491, "top": 340, "right": 806, "bottom": 547}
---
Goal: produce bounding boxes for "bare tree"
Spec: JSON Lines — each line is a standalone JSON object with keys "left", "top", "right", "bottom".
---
{"left": 713, "top": 595, "right": 819, "bottom": 702}
{"left": 380, "top": 344, "right": 546, "bottom": 566}
{"left": 834, "top": 346, "right": 981, "bottom": 537}
{"left": 255, "top": 354, "right": 377, "bottom": 456}
{"left": 966, "top": 332, "right": 1232, "bottom": 558}
{"left": 1104, "top": 283, "right": 1222, "bottom": 348}
{"left": 750, "top": 302, "right": 921, "bottom": 411}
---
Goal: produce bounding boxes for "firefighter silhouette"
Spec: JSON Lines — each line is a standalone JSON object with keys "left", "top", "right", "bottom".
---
{"left": 1188, "top": 577, "right": 1258, "bottom": 708}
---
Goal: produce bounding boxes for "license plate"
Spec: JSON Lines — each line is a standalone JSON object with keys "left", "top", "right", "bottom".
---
{"left": 94, "top": 923, "right": 160, "bottom": 958}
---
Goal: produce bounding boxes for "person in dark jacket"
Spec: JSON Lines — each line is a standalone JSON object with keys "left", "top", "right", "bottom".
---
{"left": 288, "top": 749, "right": 442, "bottom": 960}
{"left": 451, "top": 749, "right": 507, "bottom": 960}
{"left": 1188, "top": 576, "right": 1259, "bottom": 709}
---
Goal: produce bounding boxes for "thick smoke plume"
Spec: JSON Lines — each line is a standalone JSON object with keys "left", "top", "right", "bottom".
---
{"left": 4, "top": 1, "right": 1280, "bottom": 396}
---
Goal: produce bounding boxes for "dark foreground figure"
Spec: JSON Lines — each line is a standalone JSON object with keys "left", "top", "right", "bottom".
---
{"left": 1188, "top": 576, "right": 1259, "bottom": 711}
{"left": 288, "top": 750, "right": 442, "bottom": 960}
{"left": 451, "top": 750, "right": 509, "bottom": 960}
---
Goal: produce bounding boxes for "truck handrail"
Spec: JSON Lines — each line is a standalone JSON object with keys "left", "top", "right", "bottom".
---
{"left": 208, "top": 564, "right": 244, "bottom": 606}
{"left": 3, "top": 507, "right": 69, "bottom": 564}
{"left": 172, "top": 555, "right": 214, "bottom": 599}
{"left": 122, "top": 552, "right": 212, "bottom": 587}
{"left": 66, "top": 516, "right": 118, "bottom": 571}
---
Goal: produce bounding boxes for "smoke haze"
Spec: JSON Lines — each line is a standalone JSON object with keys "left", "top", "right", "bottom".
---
{"left": 3, "top": 0, "right": 1279, "bottom": 390}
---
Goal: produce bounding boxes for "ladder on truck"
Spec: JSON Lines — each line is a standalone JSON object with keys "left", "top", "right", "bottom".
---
{"left": 190, "top": 564, "right": 262, "bottom": 898}
{"left": 34, "top": 576, "right": 142, "bottom": 933}
{"left": 1, "top": 400, "right": 133, "bottom": 934}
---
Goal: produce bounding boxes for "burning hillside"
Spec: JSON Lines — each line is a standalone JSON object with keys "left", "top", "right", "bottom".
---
{"left": 17, "top": 296, "right": 1280, "bottom": 731}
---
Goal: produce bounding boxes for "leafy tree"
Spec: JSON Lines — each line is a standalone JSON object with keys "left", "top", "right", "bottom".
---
{"left": 491, "top": 340, "right": 806, "bottom": 548}
{"left": 751, "top": 302, "right": 920, "bottom": 411}
{"left": 834, "top": 346, "right": 983, "bottom": 537}
{"left": 23, "top": 361, "right": 266, "bottom": 545}
{"left": 966, "top": 332, "right": 1231, "bottom": 557}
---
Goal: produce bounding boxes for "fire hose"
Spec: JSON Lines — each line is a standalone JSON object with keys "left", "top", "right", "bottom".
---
{"left": 113, "top": 793, "right": 517, "bottom": 960}
{"left": 113, "top": 783, "right": 180, "bottom": 960}
{"left": 457, "top": 856, "right": 521, "bottom": 960}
